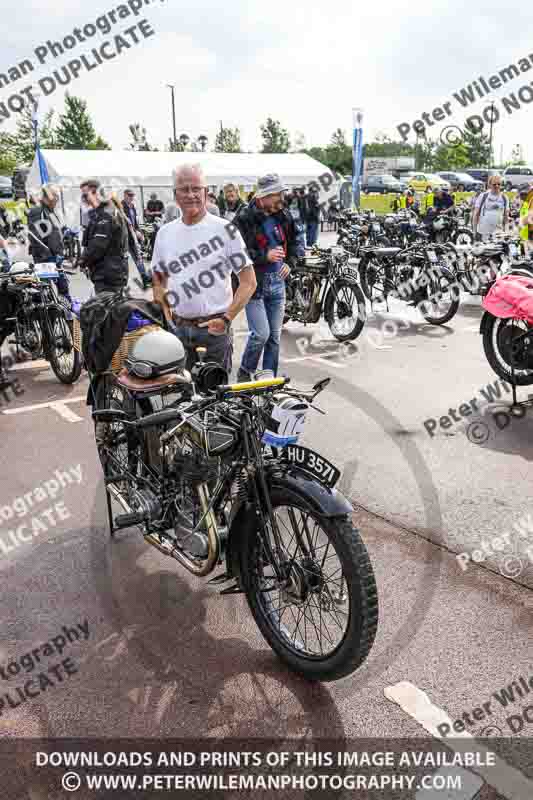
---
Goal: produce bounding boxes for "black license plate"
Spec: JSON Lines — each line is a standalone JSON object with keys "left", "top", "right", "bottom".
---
{"left": 283, "top": 445, "right": 341, "bottom": 488}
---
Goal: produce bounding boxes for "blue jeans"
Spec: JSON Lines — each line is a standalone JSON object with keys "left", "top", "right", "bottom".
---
{"left": 240, "top": 272, "right": 286, "bottom": 377}
{"left": 306, "top": 222, "right": 319, "bottom": 247}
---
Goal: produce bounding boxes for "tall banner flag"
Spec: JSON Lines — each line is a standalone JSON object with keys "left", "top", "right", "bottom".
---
{"left": 352, "top": 108, "right": 364, "bottom": 209}
{"left": 31, "top": 94, "right": 49, "bottom": 185}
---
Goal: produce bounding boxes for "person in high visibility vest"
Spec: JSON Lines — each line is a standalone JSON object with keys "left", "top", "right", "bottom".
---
{"left": 519, "top": 186, "right": 533, "bottom": 254}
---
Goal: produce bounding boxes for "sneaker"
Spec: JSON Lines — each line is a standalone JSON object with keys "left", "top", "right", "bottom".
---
{"left": 237, "top": 369, "right": 252, "bottom": 383}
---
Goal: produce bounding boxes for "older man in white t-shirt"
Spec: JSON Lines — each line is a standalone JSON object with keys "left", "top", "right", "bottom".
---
{"left": 152, "top": 164, "right": 256, "bottom": 372}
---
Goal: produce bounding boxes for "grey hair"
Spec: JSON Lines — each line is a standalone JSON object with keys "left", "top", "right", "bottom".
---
{"left": 172, "top": 163, "right": 206, "bottom": 188}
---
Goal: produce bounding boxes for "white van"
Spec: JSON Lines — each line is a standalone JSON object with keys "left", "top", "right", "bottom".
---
{"left": 502, "top": 165, "right": 533, "bottom": 191}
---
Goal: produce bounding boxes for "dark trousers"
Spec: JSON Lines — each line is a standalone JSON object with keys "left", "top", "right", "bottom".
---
{"left": 172, "top": 323, "right": 233, "bottom": 373}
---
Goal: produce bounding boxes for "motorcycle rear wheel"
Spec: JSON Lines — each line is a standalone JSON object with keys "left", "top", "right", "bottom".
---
{"left": 242, "top": 488, "right": 378, "bottom": 682}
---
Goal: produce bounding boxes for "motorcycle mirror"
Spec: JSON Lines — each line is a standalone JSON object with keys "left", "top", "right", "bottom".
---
{"left": 312, "top": 377, "right": 331, "bottom": 394}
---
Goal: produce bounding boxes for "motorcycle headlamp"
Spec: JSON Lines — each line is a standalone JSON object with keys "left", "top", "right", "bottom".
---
{"left": 191, "top": 361, "right": 228, "bottom": 393}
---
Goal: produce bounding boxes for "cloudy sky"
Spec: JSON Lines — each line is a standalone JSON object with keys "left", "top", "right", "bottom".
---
{"left": 2, "top": 0, "right": 533, "bottom": 162}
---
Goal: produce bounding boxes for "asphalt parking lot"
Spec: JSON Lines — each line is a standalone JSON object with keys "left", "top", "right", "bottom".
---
{"left": 1, "top": 237, "right": 532, "bottom": 799}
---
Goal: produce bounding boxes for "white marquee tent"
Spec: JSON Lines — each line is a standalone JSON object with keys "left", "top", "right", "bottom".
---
{"left": 27, "top": 150, "right": 338, "bottom": 227}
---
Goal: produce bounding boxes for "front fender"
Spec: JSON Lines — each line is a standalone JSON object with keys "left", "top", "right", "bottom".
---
{"left": 225, "top": 465, "right": 354, "bottom": 583}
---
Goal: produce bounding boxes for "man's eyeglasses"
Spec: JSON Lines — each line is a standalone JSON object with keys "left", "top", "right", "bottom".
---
{"left": 176, "top": 185, "right": 206, "bottom": 196}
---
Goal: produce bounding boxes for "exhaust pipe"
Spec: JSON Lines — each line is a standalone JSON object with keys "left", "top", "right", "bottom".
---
{"left": 106, "top": 482, "right": 220, "bottom": 577}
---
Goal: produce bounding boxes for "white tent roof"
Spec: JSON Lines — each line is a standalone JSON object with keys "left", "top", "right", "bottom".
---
{"left": 28, "top": 149, "right": 333, "bottom": 190}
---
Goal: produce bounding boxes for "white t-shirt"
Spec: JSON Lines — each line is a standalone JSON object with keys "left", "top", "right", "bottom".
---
{"left": 152, "top": 212, "right": 251, "bottom": 318}
{"left": 475, "top": 191, "right": 508, "bottom": 235}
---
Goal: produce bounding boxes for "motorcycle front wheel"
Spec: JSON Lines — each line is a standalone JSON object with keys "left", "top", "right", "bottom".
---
{"left": 482, "top": 313, "right": 533, "bottom": 385}
{"left": 418, "top": 265, "right": 460, "bottom": 325}
{"left": 47, "top": 312, "right": 82, "bottom": 384}
{"left": 324, "top": 280, "right": 366, "bottom": 341}
{"left": 241, "top": 488, "right": 378, "bottom": 682}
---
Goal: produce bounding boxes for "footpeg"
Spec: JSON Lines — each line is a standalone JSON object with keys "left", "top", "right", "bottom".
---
{"left": 207, "top": 572, "right": 233, "bottom": 585}
{"left": 220, "top": 583, "right": 244, "bottom": 595}
{"left": 114, "top": 510, "right": 148, "bottom": 529}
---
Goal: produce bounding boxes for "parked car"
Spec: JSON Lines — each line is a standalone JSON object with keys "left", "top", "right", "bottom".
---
{"left": 12, "top": 167, "right": 30, "bottom": 201}
{"left": 437, "top": 172, "right": 484, "bottom": 192}
{"left": 361, "top": 174, "right": 402, "bottom": 194}
{"left": 501, "top": 165, "right": 533, "bottom": 191}
{"left": 408, "top": 172, "right": 450, "bottom": 193}
{"left": 0, "top": 176, "right": 12, "bottom": 199}
{"left": 465, "top": 168, "right": 502, "bottom": 186}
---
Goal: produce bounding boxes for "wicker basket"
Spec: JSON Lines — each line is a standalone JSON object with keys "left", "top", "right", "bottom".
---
{"left": 109, "top": 324, "right": 161, "bottom": 374}
{"left": 72, "top": 318, "right": 81, "bottom": 352}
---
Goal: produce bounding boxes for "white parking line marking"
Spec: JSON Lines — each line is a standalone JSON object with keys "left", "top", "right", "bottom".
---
{"left": 3, "top": 396, "right": 86, "bottom": 422}
{"left": 385, "top": 681, "right": 533, "bottom": 800}
{"left": 8, "top": 359, "right": 50, "bottom": 371}
{"left": 282, "top": 355, "right": 347, "bottom": 369}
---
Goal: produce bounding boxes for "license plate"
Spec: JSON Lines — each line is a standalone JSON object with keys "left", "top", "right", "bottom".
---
{"left": 283, "top": 445, "right": 341, "bottom": 488}
{"left": 427, "top": 250, "right": 437, "bottom": 263}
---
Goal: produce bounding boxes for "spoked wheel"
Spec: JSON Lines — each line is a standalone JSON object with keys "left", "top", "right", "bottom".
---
{"left": 453, "top": 228, "right": 474, "bottom": 246}
{"left": 359, "top": 257, "right": 389, "bottom": 303}
{"left": 324, "top": 280, "right": 366, "bottom": 341}
{"left": 418, "top": 265, "right": 460, "bottom": 325}
{"left": 482, "top": 314, "right": 533, "bottom": 385}
{"left": 242, "top": 488, "right": 378, "bottom": 682}
{"left": 47, "top": 312, "right": 82, "bottom": 384}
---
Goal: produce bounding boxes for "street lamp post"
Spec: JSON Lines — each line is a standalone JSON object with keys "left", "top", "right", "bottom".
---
{"left": 167, "top": 84, "right": 177, "bottom": 150}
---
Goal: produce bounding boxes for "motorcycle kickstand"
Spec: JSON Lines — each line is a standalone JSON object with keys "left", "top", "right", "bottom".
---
{"left": 106, "top": 489, "right": 116, "bottom": 538}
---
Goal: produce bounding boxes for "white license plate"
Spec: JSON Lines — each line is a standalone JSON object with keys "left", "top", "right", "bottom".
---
{"left": 427, "top": 250, "right": 438, "bottom": 263}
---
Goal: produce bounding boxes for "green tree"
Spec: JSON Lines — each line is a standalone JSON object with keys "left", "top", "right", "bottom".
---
{"left": 260, "top": 118, "right": 290, "bottom": 153}
{"left": 433, "top": 142, "right": 469, "bottom": 171}
{"left": 331, "top": 128, "right": 347, "bottom": 148}
{"left": 215, "top": 126, "right": 241, "bottom": 153}
{"left": 363, "top": 140, "right": 415, "bottom": 158}
{"left": 0, "top": 133, "right": 18, "bottom": 175}
{"left": 462, "top": 128, "right": 491, "bottom": 168}
{"left": 5, "top": 106, "right": 56, "bottom": 165}
{"left": 55, "top": 94, "right": 110, "bottom": 150}
{"left": 129, "top": 122, "right": 153, "bottom": 151}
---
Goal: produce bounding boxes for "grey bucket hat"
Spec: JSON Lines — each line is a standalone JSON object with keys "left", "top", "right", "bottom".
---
{"left": 255, "top": 173, "right": 286, "bottom": 199}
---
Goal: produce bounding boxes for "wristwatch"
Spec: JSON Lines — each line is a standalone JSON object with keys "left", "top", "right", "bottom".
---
{"left": 222, "top": 314, "right": 232, "bottom": 330}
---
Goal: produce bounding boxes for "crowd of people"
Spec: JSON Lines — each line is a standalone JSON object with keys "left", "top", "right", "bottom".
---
{"left": 390, "top": 177, "right": 533, "bottom": 247}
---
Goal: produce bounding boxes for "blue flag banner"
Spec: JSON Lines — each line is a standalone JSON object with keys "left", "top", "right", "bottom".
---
{"left": 352, "top": 108, "right": 364, "bottom": 209}
{"left": 37, "top": 147, "right": 49, "bottom": 185}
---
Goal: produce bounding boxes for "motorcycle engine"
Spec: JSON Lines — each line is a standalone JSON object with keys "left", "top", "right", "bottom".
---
{"left": 291, "top": 276, "right": 321, "bottom": 323}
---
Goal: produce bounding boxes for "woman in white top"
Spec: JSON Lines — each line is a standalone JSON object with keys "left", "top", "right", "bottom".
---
{"left": 472, "top": 175, "right": 509, "bottom": 241}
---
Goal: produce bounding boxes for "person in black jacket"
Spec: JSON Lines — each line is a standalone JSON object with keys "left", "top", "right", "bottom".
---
{"left": 234, "top": 172, "right": 300, "bottom": 380}
{"left": 80, "top": 179, "right": 129, "bottom": 294}
{"left": 27, "top": 184, "right": 71, "bottom": 299}
{"left": 305, "top": 185, "right": 321, "bottom": 246}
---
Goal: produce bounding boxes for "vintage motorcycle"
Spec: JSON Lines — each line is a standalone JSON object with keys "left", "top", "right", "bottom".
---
{"left": 0, "top": 261, "right": 82, "bottom": 383}
{"left": 283, "top": 247, "right": 366, "bottom": 341}
{"left": 358, "top": 241, "right": 460, "bottom": 325}
{"left": 92, "top": 332, "right": 378, "bottom": 682}
{"left": 481, "top": 273, "right": 533, "bottom": 386}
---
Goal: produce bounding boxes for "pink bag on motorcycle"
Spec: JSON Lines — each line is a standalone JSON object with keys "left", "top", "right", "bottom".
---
{"left": 482, "top": 275, "right": 533, "bottom": 324}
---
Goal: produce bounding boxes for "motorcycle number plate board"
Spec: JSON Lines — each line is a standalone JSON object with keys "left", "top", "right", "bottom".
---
{"left": 283, "top": 445, "right": 341, "bottom": 489}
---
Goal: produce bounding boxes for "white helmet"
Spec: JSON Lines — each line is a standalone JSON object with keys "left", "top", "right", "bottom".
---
{"left": 126, "top": 328, "right": 186, "bottom": 378}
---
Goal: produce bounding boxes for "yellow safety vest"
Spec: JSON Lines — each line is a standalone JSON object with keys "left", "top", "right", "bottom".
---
{"left": 425, "top": 193, "right": 434, "bottom": 211}
{"left": 400, "top": 196, "right": 406, "bottom": 209}
{"left": 520, "top": 200, "right": 530, "bottom": 241}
